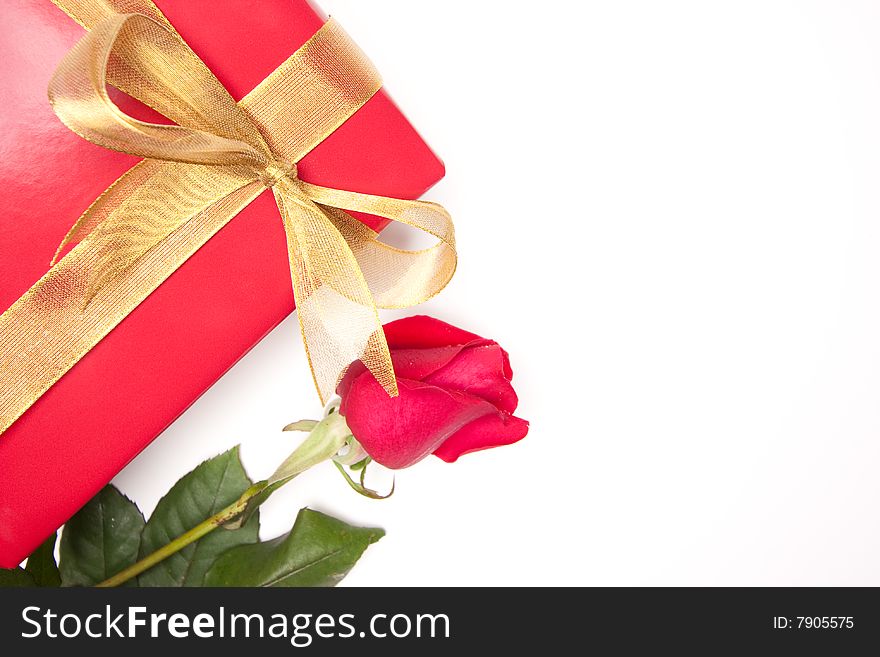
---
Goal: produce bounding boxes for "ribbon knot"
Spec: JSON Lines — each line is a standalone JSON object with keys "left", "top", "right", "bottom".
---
{"left": 259, "top": 159, "right": 296, "bottom": 189}
{"left": 0, "top": 4, "right": 457, "bottom": 435}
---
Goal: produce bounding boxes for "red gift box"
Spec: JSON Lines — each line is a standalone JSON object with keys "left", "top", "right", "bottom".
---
{"left": 0, "top": 0, "right": 444, "bottom": 567}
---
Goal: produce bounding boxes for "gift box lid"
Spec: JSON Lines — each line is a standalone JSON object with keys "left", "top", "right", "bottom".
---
{"left": 0, "top": 0, "right": 444, "bottom": 567}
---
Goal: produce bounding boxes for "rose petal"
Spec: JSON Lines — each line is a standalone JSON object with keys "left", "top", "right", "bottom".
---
{"left": 342, "top": 375, "right": 499, "bottom": 469}
{"left": 336, "top": 360, "right": 367, "bottom": 404}
{"left": 337, "top": 344, "right": 474, "bottom": 398}
{"left": 433, "top": 413, "right": 530, "bottom": 463}
{"left": 338, "top": 319, "right": 490, "bottom": 395}
{"left": 500, "top": 347, "right": 513, "bottom": 380}
{"left": 384, "top": 315, "right": 483, "bottom": 349}
{"left": 424, "top": 343, "right": 519, "bottom": 413}
{"left": 390, "top": 346, "right": 468, "bottom": 381}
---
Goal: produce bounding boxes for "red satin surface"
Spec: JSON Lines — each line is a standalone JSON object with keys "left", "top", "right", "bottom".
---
{"left": 0, "top": 0, "right": 444, "bottom": 567}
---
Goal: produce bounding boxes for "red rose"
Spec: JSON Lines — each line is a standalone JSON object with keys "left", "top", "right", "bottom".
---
{"left": 336, "top": 316, "right": 529, "bottom": 469}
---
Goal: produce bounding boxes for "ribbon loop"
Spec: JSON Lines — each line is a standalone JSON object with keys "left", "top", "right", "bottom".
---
{"left": 302, "top": 185, "right": 457, "bottom": 308}
{"left": 49, "top": 12, "right": 272, "bottom": 167}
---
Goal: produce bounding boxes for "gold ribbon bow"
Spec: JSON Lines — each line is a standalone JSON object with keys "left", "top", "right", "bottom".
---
{"left": 0, "top": 0, "right": 456, "bottom": 435}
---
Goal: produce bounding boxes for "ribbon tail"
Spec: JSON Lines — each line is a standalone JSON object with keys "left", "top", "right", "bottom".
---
{"left": 273, "top": 178, "right": 398, "bottom": 404}
{"left": 51, "top": 161, "right": 151, "bottom": 265}
{"left": 77, "top": 162, "right": 256, "bottom": 304}
{"left": 0, "top": 178, "right": 264, "bottom": 435}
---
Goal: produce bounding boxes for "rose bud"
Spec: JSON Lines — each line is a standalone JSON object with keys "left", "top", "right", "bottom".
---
{"left": 336, "top": 316, "right": 529, "bottom": 469}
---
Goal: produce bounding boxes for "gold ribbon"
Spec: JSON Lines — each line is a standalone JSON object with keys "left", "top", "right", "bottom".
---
{"left": 0, "top": 0, "right": 456, "bottom": 435}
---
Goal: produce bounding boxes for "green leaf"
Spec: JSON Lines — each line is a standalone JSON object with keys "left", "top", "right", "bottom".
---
{"left": 26, "top": 532, "right": 61, "bottom": 587}
{"left": 138, "top": 446, "right": 259, "bottom": 586}
{"left": 59, "top": 486, "right": 145, "bottom": 587}
{"left": 0, "top": 567, "right": 36, "bottom": 587}
{"left": 203, "top": 508, "right": 383, "bottom": 587}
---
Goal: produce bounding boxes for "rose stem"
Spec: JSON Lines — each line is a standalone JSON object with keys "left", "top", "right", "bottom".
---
{"left": 94, "top": 410, "right": 349, "bottom": 588}
{"left": 95, "top": 481, "right": 267, "bottom": 588}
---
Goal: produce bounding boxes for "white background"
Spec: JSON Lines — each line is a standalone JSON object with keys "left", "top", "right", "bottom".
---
{"left": 113, "top": 0, "right": 880, "bottom": 585}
